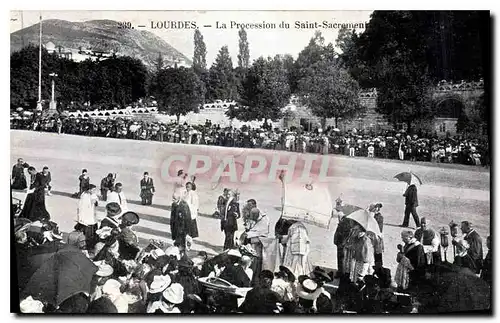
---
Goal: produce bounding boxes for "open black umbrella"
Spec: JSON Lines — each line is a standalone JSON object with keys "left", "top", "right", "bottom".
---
{"left": 17, "top": 242, "right": 97, "bottom": 307}
{"left": 394, "top": 171, "right": 423, "bottom": 186}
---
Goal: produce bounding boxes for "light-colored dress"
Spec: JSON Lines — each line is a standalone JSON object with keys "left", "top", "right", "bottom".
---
{"left": 77, "top": 192, "right": 98, "bottom": 226}
{"left": 282, "top": 222, "right": 313, "bottom": 277}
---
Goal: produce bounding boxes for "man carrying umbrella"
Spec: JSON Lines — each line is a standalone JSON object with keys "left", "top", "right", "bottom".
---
{"left": 395, "top": 172, "right": 422, "bottom": 228}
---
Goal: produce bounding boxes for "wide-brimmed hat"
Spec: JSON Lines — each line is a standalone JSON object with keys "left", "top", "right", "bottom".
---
{"left": 227, "top": 249, "right": 242, "bottom": 258}
{"left": 165, "top": 246, "right": 181, "bottom": 260}
{"left": 240, "top": 245, "right": 258, "bottom": 257}
{"left": 121, "top": 211, "right": 140, "bottom": 225}
{"left": 106, "top": 202, "right": 122, "bottom": 217}
{"left": 94, "top": 261, "right": 114, "bottom": 277}
{"left": 20, "top": 296, "right": 44, "bottom": 313}
{"left": 102, "top": 279, "right": 122, "bottom": 297}
{"left": 163, "top": 283, "right": 184, "bottom": 304}
{"left": 312, "top": 267, "right": 331, "bottom": 283}
{"left": 278, "top": 266, "right": 296, "bottom": 283}
{"left": 297, "top": 278, "right": 322, "bottom": 301}
{"left": 149, "top": 275, "right": 172, "bottom": 294}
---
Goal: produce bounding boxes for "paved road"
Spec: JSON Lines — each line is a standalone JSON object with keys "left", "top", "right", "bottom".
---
{"left": 11, "top": 130, "right": 491, "bottom": 272}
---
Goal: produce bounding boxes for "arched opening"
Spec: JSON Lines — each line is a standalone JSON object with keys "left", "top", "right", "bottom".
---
{"left": 434, "top": 98, "right": 465, "bottom": 137}
{"left": 436, "top": 98, "right": 464, "bottom": 119}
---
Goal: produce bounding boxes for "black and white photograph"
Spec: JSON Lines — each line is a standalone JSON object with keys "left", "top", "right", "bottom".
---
{"left": 9, "top": 9, "right": 492, "bottom": 315}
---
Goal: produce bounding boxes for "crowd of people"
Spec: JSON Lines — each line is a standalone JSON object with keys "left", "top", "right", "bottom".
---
{"left": 11, "top": 115, "right": 490, "bottom": 167}
{"left": 12, "top": 158, "right": 492, "bottom": 314}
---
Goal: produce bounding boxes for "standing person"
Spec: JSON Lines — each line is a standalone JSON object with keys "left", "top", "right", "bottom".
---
{"left": 100, "top": 173, "right": 115, "bottom": 202}
{"left": 140, "top": 172, "right": 155, "bottom": 206}
{"left": 173, "top": 169, "right": 189, "bottom": 199}
{"left": 480, "top": 236, "right": 492, "bottom": 285}
{"left": 76, "top": 184, "right": 99, "bottom": 249}
{"left": 397, "top": 230, "right": 426, "bottom": 289}
{"left": 56, "top": 118, "right": 63, "bottom": 134}
{"left": 414, "top": 217, "right": 440, "bottom": 265}
{"left": 11, "top": 158, "right": 30, "bottom": 190}
{"left": 245, "top": 208, "right": 270, "bottom": 285}
{"left": 242, "top": 199, "right": 257, "bottom": 230}
{"left": 78, "top": 169, "right": 90, "bottom": 198}
{"left": 107, "top": 183, "right": 128, "bottom": 215}
{"left": 281, "top": 221, "right": 313, "bottom": 278}
{"left": 41, "top": 166, "right": 52, "bottom": 196}
{"left": 457, "top": 221, "right": 483, "bottom": 274}
{"left": 401, "top": 181, "right": 420, "bottom": 228}
{"left": 19, "top": 167, "right": 50, "bottom": 222}
{"left": 368, "top": 203, "right": 384, "bottom": 267}
{"left": 214, "top": 188, "right": 230, "bottom": 218}
{"left": 349, "top": 227, "right": 375, "bottom": 283}
{"left": 182, "top": 182, "right": 199, "bottom": 239}
{"left": 170, "top": 193, "right": 192, "bottom": 251}
{"left": 221, "top": 190, "right": 240, "bottom": 251}
{"left": 333, "top": 215, "right": 356, "bottom": 278}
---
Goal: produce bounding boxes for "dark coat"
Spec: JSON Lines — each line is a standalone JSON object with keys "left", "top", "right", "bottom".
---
{"left": 404, "top": 241, "right": 426, "bottom": 285}
{"left": 480, "top": 250, "right": 492, "bottom": 285}
{"left": 239, "top": 286, "right": 280, "bottom": 314}
{"left": 334, "top": 218, "right": 356, "bottom": 247}
{"left": 403, "top": 185, "right": 418, "bottom": 207}
{"left": 140, "top": 178, "right": 155, "bottom": 196}
{"left": 100, "top": 177, "right": 114, "bottom": 191}
{"left": 464, "top": 230, "right": 483, "bottom": 273}
{"left": 414, "top": 228, "right": 436, "bottom": 246}
{"left": 219, "top": 264, "right": 252, "bottom": 288}
{"left": 11, "top": 163, "right": 29, "bottom": 190}
{"left": 171, "top": 200, "right": 192, "bottom": 243}
{"left": 19, "top": 173, "right": 50, "bottom": 222}
{"left": 374, "top": 212, "right": 384, "bottom": 233}
{"left": 79, "top": 174, "right": 90, "bottom": 192}
{"left": 221, "top": 200, "right": 240, "bottom": 232}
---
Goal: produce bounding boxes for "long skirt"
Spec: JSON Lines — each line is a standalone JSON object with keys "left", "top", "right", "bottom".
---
{"left": 19, "top": 189, "right": 50, "bottom": 222}
{"left": 75, "top": 223, "right": 98, "bottom": 250}
{"left": 188, "top": 219, "right": 199, "bottom": 238}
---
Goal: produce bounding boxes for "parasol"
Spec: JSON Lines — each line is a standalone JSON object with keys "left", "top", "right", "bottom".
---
{"left": 17, "top": 243, "right": 98, "bottom": 307}
{"left": 394, "top": 171, "right": 423, "bottom": 186}
{"left": 345, "top": 209, "right": 382, "bottom": 236}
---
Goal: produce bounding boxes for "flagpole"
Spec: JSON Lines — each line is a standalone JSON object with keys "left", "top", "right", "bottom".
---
{"left": 37, "top": 14, "right": 42, "bottom": 111}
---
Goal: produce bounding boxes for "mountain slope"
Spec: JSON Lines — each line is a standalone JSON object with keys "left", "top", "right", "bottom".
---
{"left": 10, "top": 19, "right": 192, "bottom": 69}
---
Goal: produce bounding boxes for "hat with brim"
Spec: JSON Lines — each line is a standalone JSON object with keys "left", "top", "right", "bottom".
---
{"left": 227, "top": 249, "right": 242, "bottom": 258}
{"left": 165, "top": 246, "right": 180, "bottom": 260}
{"left": 149, "top": 275, "right": 172, "bottom": 294}
{"left": 163, "top": 283, "right": 184, "bottom": 304}
{"left": 297, "top": 278, "right": 322, "bottom": 301}
{"left": 106, "top": 202, "right": 122, "bottom": 217}
{"left": 312, "top": 267, "right": 331, "bottom": 283}
{"left": 94, "top": 261, "right": 114, "bottom": 277}
{"left": 278, "top": 266, "right": 296, "bottom": 283}
{"left": 121, "top": 211, "right": 139, "bottom": 225}
{"left": 102, "top": 279, "right": 122, "bottom": 297}
{"left": 240, "top": 245, "right": 258, "bottom": 257}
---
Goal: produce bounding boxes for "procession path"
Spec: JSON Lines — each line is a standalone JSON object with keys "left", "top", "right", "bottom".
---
{"left": 11, "top": 130, "right": 491, "bottom": 273}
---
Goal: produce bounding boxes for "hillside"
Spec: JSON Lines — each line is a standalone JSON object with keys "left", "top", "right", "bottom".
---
{"left": 10, "top": 19, "right": 192, "bottom": 69}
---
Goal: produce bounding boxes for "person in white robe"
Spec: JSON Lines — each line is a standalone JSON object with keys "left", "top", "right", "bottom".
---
{"left": 76, "top": 184, "right": 99, "bottom": 249}
{"left": 182, "top": 182, "right": 199, "bottom": 238}
{"left": 281, "top": 221, "right": 313, "bottom": 277}
{"left": 107, "top": 183, "right": 128, "bottom": 215}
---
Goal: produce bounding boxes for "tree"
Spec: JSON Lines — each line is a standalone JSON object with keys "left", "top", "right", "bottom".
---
{"left": 152, "top": 67, "right": 205, "bottom": 123}
{"left": 193, "top": 29, "right": 207, "bottom": 73}
{"left": 237, "top": 28, "right": 250, "bottom": 69}
{"left": 298, "top": 57, "right": 364, "bottom": 128}
{"left": 206, "top": 46, "right": 237, "bottom": 102}
{"left": 291, "top": 31, "right": 326, "bottom": 94}
{"left": 228, "top": 56, "right": 290, "bottom": 125}
{"left": 355, "top": 11, "right": 436, "bottom": 131}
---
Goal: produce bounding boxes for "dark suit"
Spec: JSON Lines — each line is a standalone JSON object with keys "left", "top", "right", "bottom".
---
{"left": 140, "top": 178, "right": 155, "bottom": 205}
{"left": 221, "top": 199, "right": 240, "bottom": 250}
{"left": 19, "top": 173, "right": 50, "bottom": 222}
{"left": 464, "top": 230, "right": 483, "bottom": 274}
{"left": 171, "top": 200, "right": 192, "bottom": 247}
{"left": 402, "top": 185, "right": 420, "bottom": 227}
{"left": 404, "top": 241, "right": 426, "bottom": 287}
{"left": 100, "top": 177, "right": 114, "bottom": 201}
{"left": 11, "top": 163, "right": 29, "bottom": 190}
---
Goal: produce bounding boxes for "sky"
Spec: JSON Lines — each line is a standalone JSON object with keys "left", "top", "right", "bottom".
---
{"left": 10, "top": 10, "right": 373, "bottom": 66}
